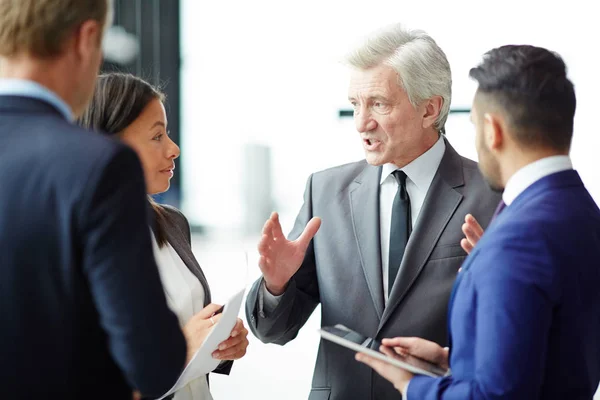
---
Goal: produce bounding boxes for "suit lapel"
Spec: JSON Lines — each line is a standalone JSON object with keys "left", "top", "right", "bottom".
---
{"left": 350, "top": 165, "right": 385, "bottom": 319}
{"left": 164, "top": 227, "right": 212, "bottom": 306}
{"left": 378, "top": 141, "right": 465, "bottom": 331}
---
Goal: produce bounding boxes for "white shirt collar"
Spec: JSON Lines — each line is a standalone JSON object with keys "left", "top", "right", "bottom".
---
{"left": 380, "top": 136, "right": 446, "bottom": 192}
{"left": 503, "top": 155, "right": 573, "bottom": 205}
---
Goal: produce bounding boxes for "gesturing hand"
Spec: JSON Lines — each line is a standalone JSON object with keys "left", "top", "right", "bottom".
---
{"left": 257, "top": 212, "right": 321, "bottom": 295}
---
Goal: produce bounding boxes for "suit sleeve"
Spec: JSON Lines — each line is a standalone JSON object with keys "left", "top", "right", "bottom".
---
{"left": 79, "top": 147, "right": 186, "bottom": 397}
{"left": 245, "top": 174, "right": 321, "bottom": 345}
{"left": 407, "top": 227, "right": 558, "bottom": 399}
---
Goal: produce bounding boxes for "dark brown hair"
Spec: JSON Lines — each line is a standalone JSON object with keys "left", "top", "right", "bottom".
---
{"left": 79, "top": 72, "right": 170, "bottom": 247}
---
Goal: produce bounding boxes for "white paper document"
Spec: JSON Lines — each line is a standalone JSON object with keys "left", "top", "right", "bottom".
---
{"left": 157, "top": 287, "right": 246, "bottom": 399}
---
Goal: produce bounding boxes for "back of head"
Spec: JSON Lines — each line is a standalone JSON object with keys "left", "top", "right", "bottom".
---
{"left": 79, "top": 72, "right": 164, "bottom": 135}
{"left": 0, "top": 0, "right": 109, "bottom": 58}
{"left": 469, "top": 45, "right": 576, "bottom": 152}
{"left": 344, "top": 23, "right": 452, "bottom": 133}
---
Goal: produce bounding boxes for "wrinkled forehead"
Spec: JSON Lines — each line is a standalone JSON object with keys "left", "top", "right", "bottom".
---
{"left": 348, "top": 65, "right": 402, "bottom": 100}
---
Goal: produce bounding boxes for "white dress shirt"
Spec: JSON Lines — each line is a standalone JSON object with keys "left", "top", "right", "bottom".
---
{"left": 502, "top": 155, "right": 573, "bottom": 206}
{"left": 151, "top": 233, "right": 211, "bottom": 400}
{"left": 260, "top": 136, "right": 446, "bottom": 311}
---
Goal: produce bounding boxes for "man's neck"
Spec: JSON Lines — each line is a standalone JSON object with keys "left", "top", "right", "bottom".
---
{"left": 391, "top": 130, "right": 440, "bottom": 168}
{"left": 501, "top": 147, "right": 569, "bottom": 187}
{"left": 1, "top": 56, "right": 74, "bottom": 111}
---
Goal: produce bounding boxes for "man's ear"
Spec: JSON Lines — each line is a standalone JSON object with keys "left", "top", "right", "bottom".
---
{"left": 73, "top": 20, "right": 103, "bottom": 61}
{"left": 421, "top": 96, "right": 443, "bottom": 129}
{"left": 482, "top": 112, "right": 504, "bottom": 152}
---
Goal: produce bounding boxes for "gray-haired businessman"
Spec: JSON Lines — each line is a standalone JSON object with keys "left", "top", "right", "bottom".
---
{"left": 246, "top": 23, "right": 501, "bottom": 400}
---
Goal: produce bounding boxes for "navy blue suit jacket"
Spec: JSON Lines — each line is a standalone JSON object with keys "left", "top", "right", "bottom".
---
{"left": 408, "top": 170, "right": 600, "bottom": 399}
{"left": 0, "top": 96, "right": 186, "bottom": 399}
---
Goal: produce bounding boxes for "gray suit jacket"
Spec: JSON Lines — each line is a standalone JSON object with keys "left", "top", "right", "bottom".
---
{"left": 245, "top": 140, "right": 501, "bottom": 400}
{"left": 159, "top": 206, "right": 233, "bottom": 378}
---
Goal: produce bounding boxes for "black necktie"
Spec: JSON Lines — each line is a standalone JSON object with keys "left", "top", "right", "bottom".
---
{"left": 388, "top": 170, "right": 411, "bottom": 296}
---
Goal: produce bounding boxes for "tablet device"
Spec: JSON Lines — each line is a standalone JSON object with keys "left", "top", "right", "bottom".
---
{"left": 319, "top": 324, "right": 448, "bottom": 378}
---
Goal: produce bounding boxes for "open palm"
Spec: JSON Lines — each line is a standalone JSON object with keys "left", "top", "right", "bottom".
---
{"left": 258, "top": 212, "right": 321, "bottom": 295}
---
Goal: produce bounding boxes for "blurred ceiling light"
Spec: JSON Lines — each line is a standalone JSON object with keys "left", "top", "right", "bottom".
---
{"left": 102, "top": 25, "right": 140, "bottom": 65}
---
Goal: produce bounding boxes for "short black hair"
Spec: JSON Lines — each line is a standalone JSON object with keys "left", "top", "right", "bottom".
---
{"left": 469, "top": 45, "right": 576, "bottom": 151}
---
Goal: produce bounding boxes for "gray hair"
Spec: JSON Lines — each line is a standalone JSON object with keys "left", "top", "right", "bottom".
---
{"left": 344, "top": 24, "right": 452, "bottom": 133}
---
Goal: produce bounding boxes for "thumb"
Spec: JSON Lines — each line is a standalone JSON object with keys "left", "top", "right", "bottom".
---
{"left": 296, "top": 217, "right": 322, "bottom": 249}
{"left": 197, "top": 303, "right": 223, "bottom": 319}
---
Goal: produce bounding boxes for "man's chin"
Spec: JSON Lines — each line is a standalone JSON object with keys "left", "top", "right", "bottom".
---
{"left": 484, "top": 179, "right": 504, "bottom": 193}
{"left": 364, "top": 153, "right": 386, "bottom": 167}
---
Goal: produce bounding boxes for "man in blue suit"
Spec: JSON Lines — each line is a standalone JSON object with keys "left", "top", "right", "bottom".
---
{"left": 356, "top": 45, "right": 600, "bottom": 399}
{"left": 0, "top": 1, "right": 186, "bottom": 399}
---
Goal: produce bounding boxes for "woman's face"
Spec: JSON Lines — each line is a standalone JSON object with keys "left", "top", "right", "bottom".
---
{"left": 120, "top": 98, "right": 180, "bottom": 195}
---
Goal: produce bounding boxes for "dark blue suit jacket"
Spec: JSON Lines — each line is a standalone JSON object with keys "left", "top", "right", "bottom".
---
{"left": 0, "top": 96, "right": 186, "bottom": 399}
{"left": 408, "top": 170, "right": 600, "bottom": 399}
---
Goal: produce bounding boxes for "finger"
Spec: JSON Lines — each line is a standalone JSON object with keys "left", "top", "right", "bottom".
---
{"left": 465, "top": 214, "right": 484, "bottom": 235}
{"left": 198, "top": 313, "right": 222, "bottom": 329}
{"left": 213, "top": 338, "right": 249, "bottom": 359}
{"left": 381, "top": 337, "right": 419, "bottom": 349}
{"left": 266, "top": 223, "right": 279, "bottom": 245}
{"left": 209, "top": 313, "right": 223, "bottom": 325}
{"left": 217, "top": 334, "right": 244, "bottom": 351}
{"left": 297, "top": 217, "right": 322, "bottom": 248}
{"left": 380, "top": 345, "right": 398, "bottom": 358}
{"left": 384, "top": 338, "right": 447, "bottom": 366}
{"left": 355, "top": 353, "right": 395, "bottom": 380}
{"left": 262, "top": 217, "right": 272, "bottom": 235}
{"left": 462, "top": 224, "right": 481, "bottom": 243}
{"left": 230, "top": 319, "right": 246, "bottom": 337}
{"left": 219, "top": 345, "right": 248, "bottom": 360}
{"left": 271, "top": 212, "right": 286, "bottom": 241}
{"left": 196, "top": 303, "right": 223, "bottom": 319}
{"left": 229, "top": 348, "right": 248, "bottom": 360}
{"left": 460, "top": 238, "right": 473, "bottom": 254}
{"left": 258, "top": 235, "right": 272, "bottom": 256}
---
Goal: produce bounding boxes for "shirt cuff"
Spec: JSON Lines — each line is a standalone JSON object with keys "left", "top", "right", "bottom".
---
{"left": 258, "top": 279, "right": 284, "bottom": 317}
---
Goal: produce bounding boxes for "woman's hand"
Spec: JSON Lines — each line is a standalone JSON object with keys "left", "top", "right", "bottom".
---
{"left": 182, "top": 303, "right": 223, "bottom": 364}
{"left": 212, "top": 318, "right": 249, "bottom": 360}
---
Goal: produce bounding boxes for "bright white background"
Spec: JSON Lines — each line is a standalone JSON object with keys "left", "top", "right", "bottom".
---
{"left": 180, "top": 1, "right": 600, "bottom": 398}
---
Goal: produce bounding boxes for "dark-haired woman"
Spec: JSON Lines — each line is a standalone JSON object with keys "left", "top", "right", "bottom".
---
{"left": 79, "top": 73, "right": 249, "bottom": 400}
